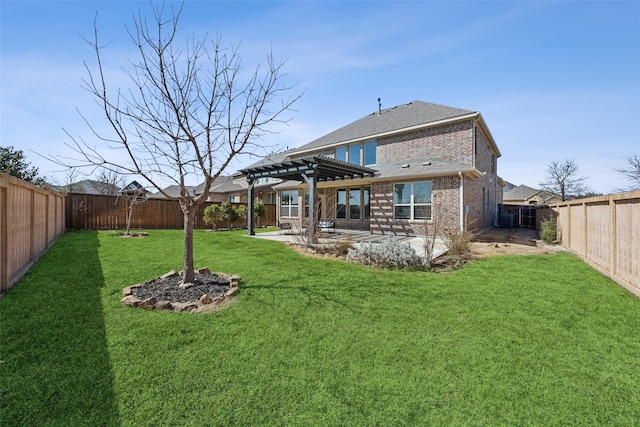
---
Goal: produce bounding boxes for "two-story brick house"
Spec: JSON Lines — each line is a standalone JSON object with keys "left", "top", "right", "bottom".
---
{"left": 242, "top": 100, "right": 503, "bottom": 236}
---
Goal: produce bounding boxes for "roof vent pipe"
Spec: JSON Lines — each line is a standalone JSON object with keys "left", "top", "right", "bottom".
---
{"left": 378, "top": 98, "right": 382, "bottom": 115}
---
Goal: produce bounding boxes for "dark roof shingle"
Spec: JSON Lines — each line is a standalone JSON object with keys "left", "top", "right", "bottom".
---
{"left": 294, "top": 100, "right": 476, "bottom": 153}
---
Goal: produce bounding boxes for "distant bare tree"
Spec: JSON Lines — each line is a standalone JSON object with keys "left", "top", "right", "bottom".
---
{"left": 52, "top": 3, "right": 300, "bottom": 283}
{"left": 540, "top": 159, "right": 589, "bottom": 201}
{"left": 615, "top": 155, "right": 640, "bottom": 191}
{"left": 62, "top": 169, "right": 83, "bottom": 193}
{"left": 94, "top": 168, "right": 124, "bottom": 195}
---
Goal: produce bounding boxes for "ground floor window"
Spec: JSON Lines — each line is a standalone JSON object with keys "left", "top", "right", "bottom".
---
{"left": 280, "top": 190, "right": 299, "bottom": 217}
{"left": 394, "top": 181, "right": 432, "bottom": 220}
{"left": 337, "top": 187, "right": 370, "bottom": 220}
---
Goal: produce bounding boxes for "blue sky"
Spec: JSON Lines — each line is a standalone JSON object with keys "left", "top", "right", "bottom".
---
{"left": 2, "top": 1, "right": 639, "bottom": 194}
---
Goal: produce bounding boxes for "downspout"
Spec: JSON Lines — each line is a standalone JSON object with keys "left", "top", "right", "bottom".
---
{"left": 472, "top": 121, "right": 476, "bottom": 169}
{"left": 458, "top": 171, "right": 465, "bottom": 231}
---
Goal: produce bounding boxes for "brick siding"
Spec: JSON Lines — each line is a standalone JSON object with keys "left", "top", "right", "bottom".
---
{"left": 377, "top": 120, "right": 474, "bottom": 166}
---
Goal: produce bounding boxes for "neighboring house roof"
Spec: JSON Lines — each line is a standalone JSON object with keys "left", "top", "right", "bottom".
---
{"left": 503, "top": 184, "right": 539, "bottom": 201}
{"left": 53, "top": 179, "right": 120, "bottom": 195}
{"left": 502, "top": 180, "right": 517, "bottom": 192}
{"left": 503, "top": 184, "right": 561, "bottom": 204}
{"left": 210, "top": 176, "right": 244, "bottom": 193}
{"left": 150, "top": 184, "right": 190, "bottom": 198}
{"left": 185, "top": 176, "right": 244, "bottom": 196}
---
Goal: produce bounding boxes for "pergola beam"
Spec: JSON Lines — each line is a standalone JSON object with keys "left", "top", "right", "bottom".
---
{"left": 241, "top": 155, "right": 376, "bottom": 241}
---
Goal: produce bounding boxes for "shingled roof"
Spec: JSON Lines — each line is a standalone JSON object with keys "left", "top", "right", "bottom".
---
{"left": 293, "top": 100, "right": 477, "bottom": 154}
{"left": 503, "top": 185, "right": 540, "bottom": 201}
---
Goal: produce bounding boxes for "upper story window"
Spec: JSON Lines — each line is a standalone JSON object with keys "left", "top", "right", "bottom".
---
{"left": 229, "top": 194, "right": 240, "bottom": 203}
{"left": 335, "top": 141, "right": 376, "bottom": 166}
{"left": 349, "top": 144, "right": 361, "bottom": 165}
{"left": 394, "top": 181, "right": 432, "bottom": 220}
{"left": 257, "top": 177, "right": 277, "bottom": 184}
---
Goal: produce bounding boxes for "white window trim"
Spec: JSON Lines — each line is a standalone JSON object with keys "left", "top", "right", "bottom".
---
{"left": 335, "top": 140, "right": 376, "bottom": 166}
{"left": 280, "top": 190, "right": 299, "bottom": 218}
{"left": 393, "top": 181, "right": 432, "bottom": 221}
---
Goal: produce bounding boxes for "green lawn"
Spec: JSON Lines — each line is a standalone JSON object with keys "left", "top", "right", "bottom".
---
{"left": 1, "top": 229, "right": 639, "bottom": 426}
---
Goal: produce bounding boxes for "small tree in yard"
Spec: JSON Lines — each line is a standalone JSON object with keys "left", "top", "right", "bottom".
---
{"left": 254, "top": 200, "right": 266, "bottom": 227}
{"left": 220, "top": 202, "right": 239, "bottom": 230}
{"left": 119, "top": 186, "right": 148, "bottom": 236}
{"left": 235, "top": 204, "right": 248, "bottom": 227}
{"left": 421, "top": 198, "right": 442, "bottom": 269}
{"left": 52, "top": 4, "right": 300, "bottom": 283}
{"left": 203, "top": 204, "right": 222, "bottom": 231}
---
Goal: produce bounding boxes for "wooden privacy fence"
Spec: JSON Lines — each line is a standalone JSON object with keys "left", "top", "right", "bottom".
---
{"left": 65, "top": 193, "right": 276, "bottom": 230}
{"left": 537, "top": 191, "right": 640, "bottom": 297}
{"left": 1, "top": 174, "right": 65, "bottom": 292}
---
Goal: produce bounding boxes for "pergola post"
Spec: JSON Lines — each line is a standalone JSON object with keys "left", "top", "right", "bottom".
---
{"left": 247, "top": 178, "right": 255, "bottom": 236}
{"left": 302, "top": 170, "right": 318, "bottom": 244}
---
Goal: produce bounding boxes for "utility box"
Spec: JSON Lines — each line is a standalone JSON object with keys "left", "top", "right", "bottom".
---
{"left": 500, "top": 213, "right": 515, "bottom": 229}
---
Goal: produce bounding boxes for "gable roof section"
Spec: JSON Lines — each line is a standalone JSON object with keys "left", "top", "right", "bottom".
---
{"left": 149, "top": 184, "right": 191, "bottom": 198}
{"left": 503, "top": 184, "right": 539, "bottom": 201}
{"left": 292, "top": 100, "right": 477, "bottom": 154}
{"left": 53, "top": 179, "right": 120, "bottom": 195}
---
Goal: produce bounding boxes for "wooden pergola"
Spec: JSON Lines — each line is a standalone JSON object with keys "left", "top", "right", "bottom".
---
{"left": 241, "top": 156, "right": 376, "bottom": 242}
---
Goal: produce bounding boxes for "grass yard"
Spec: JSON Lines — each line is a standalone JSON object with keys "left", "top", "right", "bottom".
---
{"left": 1, "top": 229, "right": 639, "bottom": 426}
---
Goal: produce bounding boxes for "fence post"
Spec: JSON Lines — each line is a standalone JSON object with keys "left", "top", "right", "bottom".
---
{"left": 1, "top": 178, "right": 7, "bottom": 292}
{"left": 565, "top": 202, "right": 571, "bottom": 248}
{"left": 609, "top": 195, "right": 617, "bottom": 278}
{"left": 30, "top": 188, "right": 36, "bottom": 263}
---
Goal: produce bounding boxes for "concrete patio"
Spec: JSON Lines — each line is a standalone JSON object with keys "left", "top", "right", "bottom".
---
{"left": 248, "top": 228, "right": 447, "bottom": 259}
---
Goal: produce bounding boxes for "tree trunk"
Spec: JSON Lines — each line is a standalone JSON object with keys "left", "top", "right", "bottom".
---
{"left": 182, "top": 206, "right": 196, "bottom": 283}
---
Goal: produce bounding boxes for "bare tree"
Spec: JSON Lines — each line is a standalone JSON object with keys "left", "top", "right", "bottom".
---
{"left": 614, "top": 155, "right": 640, "bottom": 191}
{"left": 118, "top": 185, "right": 149, "bottom": 236}
{"left": 94, "top": 168, "right": 125, "bottom": 195}
{"left": 422, "top": 197, "right": 441, "bottom": 269}
{"left": 55, "top": 4, "right": 300, "bottom": 283}
{"left": 62, "top": 169, "right": 83, "bottom": 193}
{"left": 540, "top": 159, "right": 589, "bottom": 202}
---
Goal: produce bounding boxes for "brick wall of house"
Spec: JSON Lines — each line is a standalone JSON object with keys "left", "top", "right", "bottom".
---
{"left": 377, "top": 120, "right": 474, "bottom": 166}
{"left": 462, "top": 125, "right": 500, "bottom": 230}
{"left": 369, "top": 176, "right": 461, "bottom": 236}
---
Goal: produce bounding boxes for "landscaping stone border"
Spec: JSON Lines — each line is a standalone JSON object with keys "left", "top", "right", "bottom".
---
{"left": 122, "top": 268, "right": 240, "bottom": 313}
